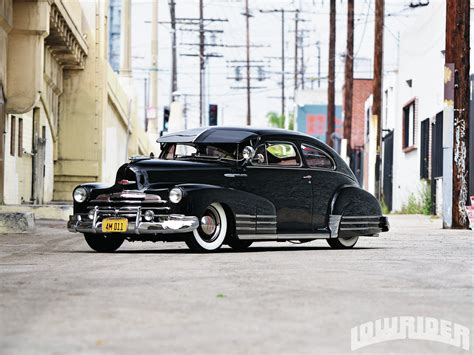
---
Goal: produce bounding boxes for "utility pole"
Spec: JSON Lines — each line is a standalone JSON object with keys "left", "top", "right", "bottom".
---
{"left": 169, "top": 0, "right": 178, "bottom": 102}
{"left": 445, "top": 0, "right": 470, "bottom": 228}
{"left": 179, "top": 15, "right": 227, "bottom": 126}
{"left": 317, "top": 40, "right": 321, "bottom": 88}
{"left": 281, "top": 10, "right": 285, "bottom": 119}
{"left": 149, "top": 0, "right": 159, "bottom": 134}
{"left": 294, "top": 10, "right": 299, "bottom": 91}
{"left": 260, "top": 9, "right": 298, "bottom": 119}
{"left": 343, "top": 0, "right": 354, "bottom": 157}
{"left": 245, "top": 0, "right": 251, "bottom": 125}
{"left": 327, "top": 0, "right": 336, "bottom": 148}
{"left": 199, "top": 0, "right": 205, "bottom": 126}
{"left": 373, "top": 0, "right": 384, "bottom": 200}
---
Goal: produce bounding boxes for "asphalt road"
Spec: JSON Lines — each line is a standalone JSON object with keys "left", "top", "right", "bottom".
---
{"left": 0, "top": 215, "right": 472, "bottom": 354}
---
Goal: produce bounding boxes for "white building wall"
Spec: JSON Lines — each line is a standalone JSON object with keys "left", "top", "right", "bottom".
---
{"left": 391, "top": 2, "right": 446, "bottom": 212}
{"left": 3, "top": 112, "right": 33, "bottom": 204}
{"left": 102, "top": 99, "right": 128, "bottom": 184}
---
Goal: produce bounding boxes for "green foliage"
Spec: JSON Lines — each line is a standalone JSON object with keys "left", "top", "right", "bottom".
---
{"left": 380, "top": 198, "right": 390, "bottom": 215}
{"left": 399, "top": 181, "right": 432, "bottom": 215}
{"left": 266, "top": 111, "right": 295, "bottom": 130}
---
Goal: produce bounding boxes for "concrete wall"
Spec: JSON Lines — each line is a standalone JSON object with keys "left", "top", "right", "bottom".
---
{"left": 391, "top": 2, "right": 445, "bottom": 212}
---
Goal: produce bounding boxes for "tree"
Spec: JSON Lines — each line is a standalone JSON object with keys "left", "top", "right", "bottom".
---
{"left": 266, "top": 111, "right": 295, "bottom": 130}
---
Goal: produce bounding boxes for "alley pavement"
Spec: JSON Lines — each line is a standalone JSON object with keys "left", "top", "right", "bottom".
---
{"left": 0, "top": 215, "right": 472, "bottom": 354}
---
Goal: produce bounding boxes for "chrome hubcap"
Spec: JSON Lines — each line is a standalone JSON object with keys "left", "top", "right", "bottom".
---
{"left": 198, "top": 206, "right": 221, "bottom": 243}
{"left": 200, "top": 215, "right": 217, "bottom": 235}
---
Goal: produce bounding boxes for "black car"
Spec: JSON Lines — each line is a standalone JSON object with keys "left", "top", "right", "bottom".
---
{"left": 68, "top": 127, "right": 389, "bottom": 252}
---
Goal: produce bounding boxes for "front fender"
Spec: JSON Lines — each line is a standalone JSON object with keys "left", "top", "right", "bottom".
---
{"left": 174, "top": 183, "right": 276, "bottom": 222}
{"left": 73, "top": 183, "right": 116, "bottom": 213}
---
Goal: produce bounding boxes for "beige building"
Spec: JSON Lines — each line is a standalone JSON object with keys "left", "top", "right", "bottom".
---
{"left": 0, "top": 0, "right": 153, "bottom": 205}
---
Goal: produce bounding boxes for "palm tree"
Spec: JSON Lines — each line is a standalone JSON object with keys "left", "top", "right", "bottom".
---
{"left": 266, "top": 111, "right": 295, "bottom": 130}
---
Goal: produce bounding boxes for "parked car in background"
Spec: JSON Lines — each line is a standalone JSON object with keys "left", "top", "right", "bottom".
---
{"left": 68, "top": 127, "right": 389, "bottom": 252}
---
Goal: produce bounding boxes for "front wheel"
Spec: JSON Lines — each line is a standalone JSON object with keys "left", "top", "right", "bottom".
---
{"left": 327, "top": 236, "right": 359, "bottom": 249}
{"left": 84, "top": 233, "right": 125, "bottom": 252}
{"left": 185, "top": 202, "right": 227, "bottom": 252}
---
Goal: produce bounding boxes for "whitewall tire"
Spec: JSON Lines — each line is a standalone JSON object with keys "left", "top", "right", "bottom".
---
{"left": 327, "top": 236, "right": 359, "bottom": 249}
{"left": 185, "top": 202, "right": 227, "bottom": 252}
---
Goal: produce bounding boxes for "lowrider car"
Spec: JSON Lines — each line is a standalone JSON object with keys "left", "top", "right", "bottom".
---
{"left": 68, "top": 127, "right": 389, "bottom": 252}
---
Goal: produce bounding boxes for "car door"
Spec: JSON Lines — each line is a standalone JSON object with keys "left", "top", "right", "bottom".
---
{"left": 245, "top": 141, "right": 313, "bottom": 233}
{"left": 300, "top": 143, "right": 347, "bottom": 230}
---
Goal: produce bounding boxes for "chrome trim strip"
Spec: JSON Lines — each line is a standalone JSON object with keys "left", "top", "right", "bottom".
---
{"left": 339, "top": 227, "right": 381, "bottom": 231}
{"left": 238, "top": 234, "right": 277, "bottom": 240}
{"left": 236, "top": 227, "right": 255, "bottom": 231}
{"left": 235, "top": 214, "right": 277, "bottom": 219}
{"left": 238, "top": 233, "right": 330, "bottom": 240}
{"left": 340, "top": 221, "right": 380, "bottom": 225}
{"left": 342, "top": 216, "right": 382, "bottom": 219}
{"left": 256, "top": 221, "right": 276, "bottom": 225}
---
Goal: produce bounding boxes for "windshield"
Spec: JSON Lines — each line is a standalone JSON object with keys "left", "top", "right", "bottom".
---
{"left": 160, "top": 143, "right": 243, "bottom": 162}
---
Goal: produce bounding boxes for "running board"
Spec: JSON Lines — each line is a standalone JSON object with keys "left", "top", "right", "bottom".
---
{"left": 239, "top": 232, "right": 331, "bottom": 240}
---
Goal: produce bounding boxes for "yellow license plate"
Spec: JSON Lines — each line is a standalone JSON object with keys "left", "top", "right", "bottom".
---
{"left": 102, "top": 218, "right": 128, "bottom": 233}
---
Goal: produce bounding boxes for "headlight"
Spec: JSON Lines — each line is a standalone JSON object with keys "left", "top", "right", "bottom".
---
{"left": 73, "top": 187, "right": 88, "bottom": 203}
{"left": 169, "top": 187, "right": 183, "bottom": 204}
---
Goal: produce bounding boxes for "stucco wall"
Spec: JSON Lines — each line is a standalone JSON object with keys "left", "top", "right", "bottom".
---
{"left": 391, "top": 2, "right": 445, "bottom": 212}
{"left": 3, "top": 112, "right": 33, "bottom": 204}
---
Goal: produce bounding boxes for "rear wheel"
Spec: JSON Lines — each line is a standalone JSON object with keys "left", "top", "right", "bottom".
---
{"left": 327, "top": 236, "right": 359, "bottom": 249}
{"left": 185, "top": 202, "right": 227, "bottom": 252}
{"left": 83, "top": 233, "right": 125, "bottom": 252}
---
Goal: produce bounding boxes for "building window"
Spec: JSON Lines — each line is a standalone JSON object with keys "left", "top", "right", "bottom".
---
{"left": 402, "top": 99, "right": 416, "bottom": 151}
{"left": 18, "top": 118, "right": 23, "bottom": 157}
{"left": 10, "top": 116, "right": 15, "bottom": 156}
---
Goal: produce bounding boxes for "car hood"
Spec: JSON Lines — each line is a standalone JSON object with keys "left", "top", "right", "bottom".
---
{"left": 120, "top": 159, "right": 234, "bottom": 188}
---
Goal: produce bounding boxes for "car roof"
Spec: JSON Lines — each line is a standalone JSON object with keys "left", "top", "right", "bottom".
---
{"left": 157, "top": 126, "right": 314, "bottom": 144}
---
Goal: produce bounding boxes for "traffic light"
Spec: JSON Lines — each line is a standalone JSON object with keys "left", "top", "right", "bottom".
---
{"left": 209, "top": 104, "right": 218, "bottom": 126}
{"left": 163, "top": 106, "right": 170, "bottom": 132}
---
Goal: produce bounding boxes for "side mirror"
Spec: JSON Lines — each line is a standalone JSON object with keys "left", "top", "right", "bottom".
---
{"left": 255, "top": 153, "right": 265, "bottom": 165}
{"left": 242, "top": 146, "right": 255, "bottom": 161}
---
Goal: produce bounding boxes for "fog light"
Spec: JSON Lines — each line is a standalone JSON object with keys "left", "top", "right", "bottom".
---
{"left": 88, "top": 209, "right": 95, "bottom": 220}
{"left": 144, "top": 210, "right": 155, "bottom": 222}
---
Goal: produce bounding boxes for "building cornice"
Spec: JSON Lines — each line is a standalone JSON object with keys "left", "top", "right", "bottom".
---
{"left": 45, "top": 2, "right": 88, "bottom": 69}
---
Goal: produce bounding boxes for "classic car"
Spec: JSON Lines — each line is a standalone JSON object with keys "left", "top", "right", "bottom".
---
{"left": 67, "top": 127, "right": 389, "bottom": 252}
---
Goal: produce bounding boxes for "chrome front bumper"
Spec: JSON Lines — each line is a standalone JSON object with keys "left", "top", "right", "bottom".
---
{"left": 67, "top": 207, "right": 199, "bottom": 235}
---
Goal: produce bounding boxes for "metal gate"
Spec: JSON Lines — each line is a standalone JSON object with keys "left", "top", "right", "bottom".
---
{"left": 382, "top": 130, "right": 394, "bottom": 211}
{"left": 431, "top": 112, "right": 443, "bottom": 215}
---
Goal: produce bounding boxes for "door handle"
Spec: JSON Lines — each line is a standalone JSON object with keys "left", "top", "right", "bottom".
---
{"left": 224, "top": 173, "right": 248, "bottom": 178}
{"left": 302, "top": 175, "right": 312, "bottom": 180}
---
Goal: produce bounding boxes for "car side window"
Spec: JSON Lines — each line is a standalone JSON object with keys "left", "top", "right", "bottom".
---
{"left": 301, "top": 144, "right": 334, "bottom": 169}
{"left": 253, "top": 142, "right": 301, "bottom": 167}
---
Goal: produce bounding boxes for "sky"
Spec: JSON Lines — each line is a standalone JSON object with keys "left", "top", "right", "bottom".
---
{"left": 127, "top": 0, "right": 443, "bottom": 130}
